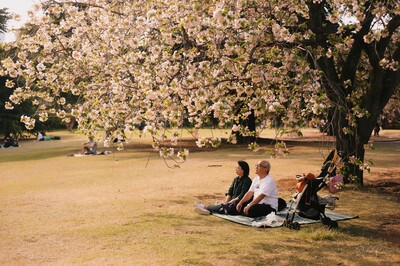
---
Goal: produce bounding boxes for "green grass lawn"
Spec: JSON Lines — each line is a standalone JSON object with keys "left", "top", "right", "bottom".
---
{"left": 0, "top": 129, "right": 399, "bottom": 265}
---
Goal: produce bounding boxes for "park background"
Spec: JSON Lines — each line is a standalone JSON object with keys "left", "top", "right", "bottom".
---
{"left": 0, "top": 1, "right": 399, "bottom": 264}
{"left": 1, "top": 128, "right": 399, "bottom": 265}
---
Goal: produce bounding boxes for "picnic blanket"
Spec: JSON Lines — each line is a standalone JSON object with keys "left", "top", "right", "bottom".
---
{"left": 67, "top": 151, "right": 112, "bottom": 157}
{"left": 212, "top": 209, "right": 358, "bottom": 228}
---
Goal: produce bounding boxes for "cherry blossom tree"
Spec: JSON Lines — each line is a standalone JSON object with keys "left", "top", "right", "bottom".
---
{"left": 1, "top": 0, "right": 399, "bottom": 184}
{"left": 303, "top": 0, "right": 399, "bottom": 185}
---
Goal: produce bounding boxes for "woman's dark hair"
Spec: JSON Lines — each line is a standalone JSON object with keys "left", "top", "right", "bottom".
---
{"left": 238, "top": 160, "right": 250, "bottom": 177}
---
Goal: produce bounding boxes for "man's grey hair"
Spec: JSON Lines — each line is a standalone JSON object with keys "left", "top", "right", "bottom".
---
{"left": 263, "top": 160, "right": 271, "bottom": 174}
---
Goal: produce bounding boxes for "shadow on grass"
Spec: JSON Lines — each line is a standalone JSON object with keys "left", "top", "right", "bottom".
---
{"left": 340, "top": 224, "right": 379, "bottom": 238}
{"left": 0, "top": 146, "right": 80, "bottom": 163}
{"left": 341, "top": 223, "right": 400, "bottom": 245}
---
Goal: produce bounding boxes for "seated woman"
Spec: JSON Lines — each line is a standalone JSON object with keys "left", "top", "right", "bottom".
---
{"left": 195, "top": 160, "right": 252, "bottom": 215}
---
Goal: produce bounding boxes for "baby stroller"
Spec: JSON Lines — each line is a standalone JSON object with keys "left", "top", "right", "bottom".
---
{"left": 283, "top": 149, "right": 343, "bottom": 230}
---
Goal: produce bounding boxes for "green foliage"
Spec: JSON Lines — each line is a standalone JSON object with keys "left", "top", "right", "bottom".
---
{"left": 0, "top": 8, "right": 11, "bottom": 33}
{"left": 0, "top": 76, "right": 32, "bottom": 137}
{"left": 0, "top": 75, "right": 64, "bottom": 137}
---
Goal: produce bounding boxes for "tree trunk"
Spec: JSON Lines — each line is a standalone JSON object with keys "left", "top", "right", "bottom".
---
{"left": 332, "top": 82, "right": 391, "bottom": 187}
{"left": 335, "top": 128, "right": 366, "bottom": 186}
{"left": 235, "top": 109, "right": 256, "bottom": 144}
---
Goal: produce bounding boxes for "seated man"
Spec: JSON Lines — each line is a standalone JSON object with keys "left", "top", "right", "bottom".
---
{"left": 236, "top": 160, "right": 279, "bottom": 218}
{"left": 81, "top": 136, "right": 97, "bottom": 155}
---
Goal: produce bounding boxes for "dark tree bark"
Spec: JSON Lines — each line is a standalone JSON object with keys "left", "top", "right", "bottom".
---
{"left": 234, "top": 108, "right": 256, "bottom": 144}
{"left": 306, "top": 0, "right": 400, "bottom": 185}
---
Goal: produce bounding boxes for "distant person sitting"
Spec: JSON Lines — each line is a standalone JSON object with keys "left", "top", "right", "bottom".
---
{"left": 2, "top": 134, "right": 19, "bottom": 148}
{"left": 81, "top": 136, "right": 98, "bottom": 155}
{"left": 37, "top": 131, "right": 46, "bottom": 141}
{"left": 138, "top": 121, "right": 146, "bottom": 138}
{"left": 37, "top": 131, "right": 54, "bottom": 141}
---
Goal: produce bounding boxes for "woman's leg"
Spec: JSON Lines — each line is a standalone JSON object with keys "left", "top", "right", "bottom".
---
{"left": 206, "top": 204, "right": 225, "bottom": 214}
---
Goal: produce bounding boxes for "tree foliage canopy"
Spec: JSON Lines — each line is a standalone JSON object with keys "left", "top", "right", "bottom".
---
{"left": 0, "top": 0, "right": 399, "bottom": 175}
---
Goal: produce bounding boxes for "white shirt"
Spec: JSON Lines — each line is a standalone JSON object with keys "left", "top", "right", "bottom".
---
{"left": 249, "top": 175, "right": 279, "bottom": 210}
{"left": 37, "top": 133, "right": 44, "bottom": 141}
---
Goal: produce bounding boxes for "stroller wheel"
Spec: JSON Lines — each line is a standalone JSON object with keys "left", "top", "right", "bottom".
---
{"left": 283, "top": 220, "right": 289, "bottom": 228}
{"left": 321, "top": 217, "right": 331, "bottom": 226}
{"left": 328, "top": 220, "right": 339, "bottom": 229}
{"left": 292, "top": 222, "right": 300, "bottom": 230}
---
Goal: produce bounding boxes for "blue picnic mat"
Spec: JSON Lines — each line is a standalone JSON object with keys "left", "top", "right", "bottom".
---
{"left": 212, "top": 209, "right": 358, "bottom": 228}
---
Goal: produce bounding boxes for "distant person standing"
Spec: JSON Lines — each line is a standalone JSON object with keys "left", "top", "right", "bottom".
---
{"left": 81, "top": 136, "right": 97, "bottom": 155}
{"left": 65, "top": 117, "right": 77, "bottom": 132}
{"left": 374, "top": 122, "right": 381, "bottom": 136}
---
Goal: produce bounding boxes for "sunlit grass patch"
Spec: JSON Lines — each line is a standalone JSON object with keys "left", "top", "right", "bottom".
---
{"left": 299, "top": 226, "right": 346, "bottom": 241}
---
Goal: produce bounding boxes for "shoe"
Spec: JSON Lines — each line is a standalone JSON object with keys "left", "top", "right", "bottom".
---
{"left": 326, "top": 200, "right": 336, "bottom": 210}
{"left": 194, "top": 202, "right": 205, "bottom": 209}
{"left": 195, "top": 207, "right": 210, "bottom": 215}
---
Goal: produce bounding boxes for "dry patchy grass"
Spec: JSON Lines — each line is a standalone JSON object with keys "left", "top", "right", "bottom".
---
{"left": 0, "top": 129, "right": 399, "bottom": 265}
